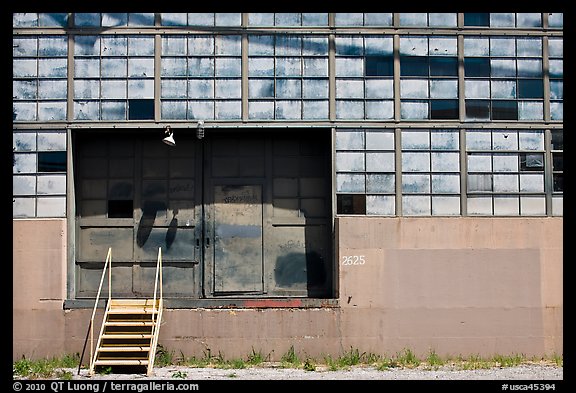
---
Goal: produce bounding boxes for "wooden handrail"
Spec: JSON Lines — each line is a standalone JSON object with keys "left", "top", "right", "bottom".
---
{"left": 78, "top": 247, "right": 112, "bottom": 375}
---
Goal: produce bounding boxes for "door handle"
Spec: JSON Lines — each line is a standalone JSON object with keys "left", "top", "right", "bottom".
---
{"left": 205, "top": 237, "right": 210, "bottom": 248}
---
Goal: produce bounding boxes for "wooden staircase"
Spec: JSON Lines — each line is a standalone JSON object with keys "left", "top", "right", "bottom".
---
{"left": 91, "top": 298, "right": 163, "bottom": 376}
{"left": 80, "top": 247, "right": 164, "bottom": 377}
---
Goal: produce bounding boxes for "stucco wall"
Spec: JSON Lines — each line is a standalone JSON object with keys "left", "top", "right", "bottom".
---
{"left": 13, "top": 217, "right": 562, "bottom": 362}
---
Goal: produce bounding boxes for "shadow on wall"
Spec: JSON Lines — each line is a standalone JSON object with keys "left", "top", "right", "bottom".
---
{"left": 275, "top": 251, "right": 327, "bottom": 297}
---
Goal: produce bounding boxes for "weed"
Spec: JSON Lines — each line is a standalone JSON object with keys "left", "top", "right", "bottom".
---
{"left": 324, "top": 355, "right": 339, "bottom": 371}
{"left": 280, "top": 345, "right": 300, "bottom": 368}
{"left": 492, "top": 353, "right": 524, "bottom": 368}
{"left": 376, "top": 356, "right": 399, "bottom": 371}
{"left": 227, "top": 372, "right": 237, "bottom": 378}
{"left": 155, "top": 345, "right": 174, "bottom": 367}
{"left": 303, "top": 358, "right": 315, "bottom": 371}
{"left": 338, "top": 347, "right": 364, "bottom": 368}
{"left": 425, "top": 349, "right": 444, "bottom": 370}
{"left": 247, "top": 348, "right": 268, "bottom": 366}
{"left": 172, "top": 370, "right": 187, "bottom": 379}
{"left": 396, "top": 348, "right": 420, "bottom": 368}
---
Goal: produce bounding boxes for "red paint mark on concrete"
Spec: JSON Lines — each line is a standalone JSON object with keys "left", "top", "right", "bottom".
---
{"left": 241, "top": 299, "right": 303, "bottom": 308}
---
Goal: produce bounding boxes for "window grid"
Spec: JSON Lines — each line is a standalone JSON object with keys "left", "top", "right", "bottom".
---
{"left": 160, "top": 34, "right": 242, "bottom": 121}
{"left": 464, "top": 36, "right": 545, "bottom": 121}
{"left": 73, "top": 35, "right": 156, "bottom": 121}
{"left": 247, "top": 35, "right": 330, "bottom": 120}
{"left": 400, "top": 129, "right": 461, "bottom": 216}
{"left": 335, "top": 129, "right": 396, "bottom": 215}
{"left": 466, "top": 129, "right": 546, "bottom": 216}
{"left": 548, "top": 38, "right": 563, "bottom": 121}
{"left": 399, "top": 36, "right": 459, "bottom": 120}
{"left": 13, "top": 130, "right": 67, "bottom": 218}
{"left": 335, "top": 35, "right": 395, "bottom": 120}
{"left": 13, "top": 35, "right": 68, "bottom": 121}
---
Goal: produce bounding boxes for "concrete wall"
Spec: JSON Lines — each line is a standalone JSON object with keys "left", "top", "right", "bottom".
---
{"left": 13, "top": 217, "right": 562, "bottom": 362}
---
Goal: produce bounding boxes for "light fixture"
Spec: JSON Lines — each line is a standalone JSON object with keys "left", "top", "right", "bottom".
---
{"left": 162, "top": 125, "right": 175, "bottom": 146}
{"left": 196, "top": 120, "right": 205, "bottom": 140}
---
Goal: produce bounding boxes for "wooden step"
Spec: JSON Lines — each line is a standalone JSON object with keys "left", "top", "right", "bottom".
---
{"left": 98, "top": 346, "right": 151, "bottom": 352}
{"left": 94, "top": 359, "right": 149, "bottom": 366}
{"left": 107, "top": 308, "right": 159, "bottom": 315}
{"left": 105, "top": 321, "right": 155, "bottom": 327}
{"left": 101, "top": 333, "right": 153, "bottom": 339}
{"left": 110, "top": 299, "right": 160, "bottom": 306}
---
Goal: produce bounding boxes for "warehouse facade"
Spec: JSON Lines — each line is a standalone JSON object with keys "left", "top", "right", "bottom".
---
{"left": 13, "top": 13, "right": 562, "bottom": 362}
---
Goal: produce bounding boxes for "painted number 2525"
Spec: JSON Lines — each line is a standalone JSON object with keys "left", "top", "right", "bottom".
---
{"left": 341, "top": 255, "right": 366, "bottom": 266}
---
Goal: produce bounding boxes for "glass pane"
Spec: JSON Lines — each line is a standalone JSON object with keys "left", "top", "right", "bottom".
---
{"left": 276, "top": 57, "right": 301, "bottom": 77}
{"left": 366, "top": 195, "right": 395, "bottom": 215}
{"left": 430, "top": 80, "right": 458, "bottom": 99}
{"left": 520, "top": 196, "right": 546, "bottom": 215}
{"left": 431, "top": 130, "right": 459, "bottom": 150}
{"left": 432, "top": 196, "right": 460, "bottom": 215}
{"left": 336, "top": 173, "right": 365, "bottom": 193}
{"left": 365, "top": 56, "right": 394, "bottom": 76}
{"left": 402, "top": 130, "right": 429, "bottom": 149}
{"left": 215, "top": 35, "right": 241, "bottom": 56}
{"left": 302, "top": 36, "right": 329, "bottom": 55}
{"left": 493, "top": 196, "right": 519, "bottom": 216}
{"left": 401, "top": 79, "right": 429, "bottom": 99}
{"left": 302, "top": 13, "right": 328, "bottom": 26}
{"left": 303, "top": 58, "right": 328, "bottom": 76}
{"left": 519, "top": 131, "right": 544, "bottom": 150}
{"left": 366, "top": 152, "right": 395, "bottom": 172}
{"left": 492, "top": 101, "right": 518, "bottom": 120}
{"left": 275, "top": 35, "right": 301, "bottom": 55}
{"left": 302, "top": 100, "right": 328, "bottom": 119}
{"left": 429, "top": 13, "right": 457, "bottom": 27}
{"left": 490, "top": 37, "right": 516, "bottom": 57}
{"left": 430, "top": 100, "right": 458, "bottom": 120}
{"left": 102, "top": 58, "right": 127, "bottom": 77}
{"left": 518, "top": 101, "right": 543, "bottom": 120}
{"left": 493, "top": 154, "right": 519, "bottom": 172}
{"left": 336, "top": 130, "right": 364, "bottom": 150}
{"left": 431, "top": 174, "right": 460, "bottom": 193}
{"left": 215, "top": 101, "right": 240, "bottom": 120}
{"left": 430, "top": 57, "right": 458, "bottom": 76}
{"left": 365, "top": 101, "right": 394, "bottom": 120}
{"left": 336, "top": 80, "right": 364, "bottom": 98}
{"left": 490, "top": 59, "right": 516, "bottom": 77}
{"left": 518, "top": 80, "right": 543, "bottom": 99}
{"left": 464, "top": 37, "right": 489, "bottom": 56}
{"left": 490, "top": 13, "right": 515, "bottom": 27}
{"left": 334, "top": 13, "right": 364, "bottom": 26}
{"left": 467, "top": 154, "right": 492, "bottom": 172}
{"left": 302, "top": 79, "right": 328, "bottom": 99}
{"left": 465, "top": 100, "right": 490, "bottom": 120}
{"left": 517, "top": 38, "right": 542, "bottom": 57}
{"left": 400, "top": 101, "right": 428, "bottom": 119}
{"left": 493, "top": 174, "right": 519, "bottom": 192}
{"left": 465, "top": 58, "right": 490, "bottom": 77}
{"left": 464, "top": 13, "right": 490, "bottom": 26}
{"left": 215, "top": 79, "right": 241, "bottom": 99}
{"left": 493, "top": 130, "right": 518, "bottom": 150}
{"left": 248, "top": 35, "right": 274, "bottom": 55}
{"left": 520, "top": 174, "right": 544, "bottom": 192}
{"left": 402, "top": 195, "right": 431, "bottom": 215}
{"left": 188, "top": 58, "right": 214, "bottom": 77}
{"left": 400, "top": 56, "right": 428, "bottom": 77}
{"left": 431, "top": 152, "right": 459, "bottom": 172}
{"left": 248, "top": 100, "right": 274, "bottom": 119}
{"left": 366, "top": 174, "right": 395, "bottom": 193}
{"left": 366, "top": 130, "right": 394, "bottom": 150}
{"left": 516, "top": 13, "right": 542, "bottom": 27}
{"left": 275, "top": 100, "right": 302, "bottom": 119}
{"left": 187, "top": 79, "right": 214, "bottom": 99}
{"left": 468, "top": 174, "right": 492, "bottom": 192}
{"left": 429, "top": 37, "right": 457, "bottom": 56}
{"left": 399, "top": 36, "right": 428, "bottom": 56}
{"left": 402, "top": 152, "right": 430, "bottom": 172}
{"left": 467, "top": 196, "right": 492, "bottom": 215}
{"left": 336, "top": 58, "right": 364, "bottom": 77}
{"left": 336, "top": 152, "right": 365, "bottom": 172}
{"left": 399, "top": 13, "right": 427, "bottom": 26}
{"left": 364, "top": 36, "right": 393, "bottom": 56}
{"left": 491, "top": 80, "right": 517, "bottom": 99}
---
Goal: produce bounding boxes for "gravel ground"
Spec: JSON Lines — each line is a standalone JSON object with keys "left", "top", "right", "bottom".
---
{"left": 52, "top": 363, "right": 562, "bottom": 381}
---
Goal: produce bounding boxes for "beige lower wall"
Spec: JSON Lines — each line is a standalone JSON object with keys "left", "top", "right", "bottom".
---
{"left": 13, "top": 217, "right": 563, "bottom": 362}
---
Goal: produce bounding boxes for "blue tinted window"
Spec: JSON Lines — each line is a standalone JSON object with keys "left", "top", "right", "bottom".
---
{"left": 38, "top": 151, "right": 66, "bottom": 172}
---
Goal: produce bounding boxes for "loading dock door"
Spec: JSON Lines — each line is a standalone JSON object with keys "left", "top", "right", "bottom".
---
{"left": 210, "top": 184, "right": 264, "bottom": 294}
{"left": 74, "top": 129, "right": 332, "bottom": 300}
